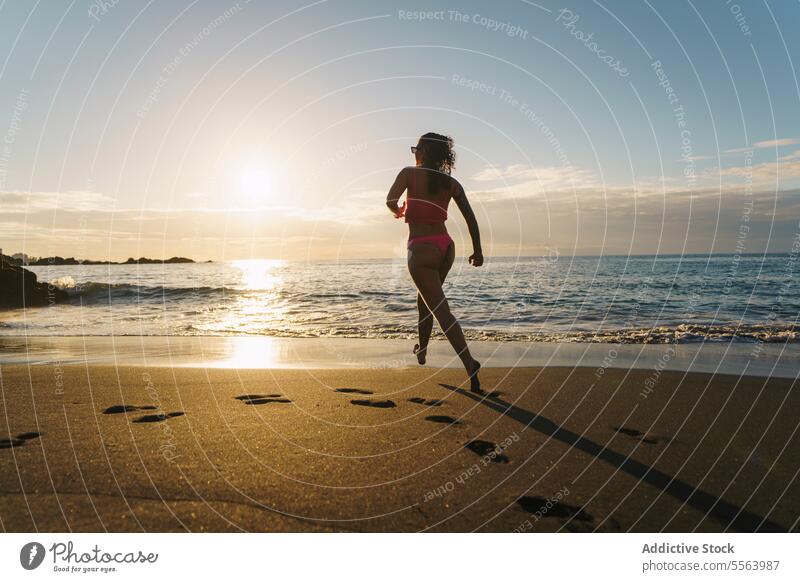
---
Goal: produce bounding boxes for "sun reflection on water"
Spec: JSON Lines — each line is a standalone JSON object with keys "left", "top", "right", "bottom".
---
{"left": 231, "top": 259, "right": 285, "bottom": 290}
{"left": 204, "top": 259, "right": 289, "bottom": 343}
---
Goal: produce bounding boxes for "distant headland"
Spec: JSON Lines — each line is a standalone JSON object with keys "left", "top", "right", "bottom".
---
{"left": 0, "top": 251, "right": 204, "bottom": 266}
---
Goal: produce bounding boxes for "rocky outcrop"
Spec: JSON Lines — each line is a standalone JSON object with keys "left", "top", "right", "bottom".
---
{"left": 122, "top": 256, "right": 195, "bottom": 264}
{"left": 24, "top": 255, "right": 197, "bottom": 265}
{"left": 28, "top": 256, "right": 80, "bottom": 265}
{"left": 0, "top": 255, "right": 69, "bottom": 309}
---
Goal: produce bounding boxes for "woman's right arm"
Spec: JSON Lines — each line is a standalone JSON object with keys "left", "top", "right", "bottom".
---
{"left": 452, "top": 180, "right": 483, "bottom": 267}
{"left": 385, "top": 167, "right": 408, "bottom": 218}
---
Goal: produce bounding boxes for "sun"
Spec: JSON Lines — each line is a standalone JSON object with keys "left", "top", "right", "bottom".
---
{"left": 238, "top": 165, "right": 272, "bottom": 200}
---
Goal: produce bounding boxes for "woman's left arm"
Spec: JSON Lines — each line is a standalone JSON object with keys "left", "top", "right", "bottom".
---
{"left": 452, "top": 180, "right": 483, "bottom": 266}
{"left": 385, "top": 167, "right": 408, "bottom": 219}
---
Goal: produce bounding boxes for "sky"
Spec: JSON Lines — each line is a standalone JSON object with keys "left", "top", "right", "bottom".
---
{"left": 1, "top": 0, "right": 799, "bottom": 261}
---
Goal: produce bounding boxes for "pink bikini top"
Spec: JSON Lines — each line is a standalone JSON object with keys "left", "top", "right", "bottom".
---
{"left": 404, "top": 193, "right": 450, "bottom": 224}
{"left": 404, "top": 171, "right": 452, "bottom": 224}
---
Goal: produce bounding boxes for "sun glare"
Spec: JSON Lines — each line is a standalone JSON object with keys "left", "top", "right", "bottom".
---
{"left": 212, "top": 337, "right": 283, "bottom": 369}
{"left": 238, "top": 165, "right": 272, "bottom": 200}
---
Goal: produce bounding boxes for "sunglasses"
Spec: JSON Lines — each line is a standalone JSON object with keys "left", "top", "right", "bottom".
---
{"left": 410, "top": 146, "right": 422, "bottom": 154}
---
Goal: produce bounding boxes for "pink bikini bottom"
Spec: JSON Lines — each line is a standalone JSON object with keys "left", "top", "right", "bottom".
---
{"left": 407, "top": 233, "right": 453, "bottom": 255}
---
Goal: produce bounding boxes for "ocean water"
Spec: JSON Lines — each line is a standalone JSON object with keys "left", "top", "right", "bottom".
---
{"left": 1, "top": 255, "right": 798, "bottom": 343}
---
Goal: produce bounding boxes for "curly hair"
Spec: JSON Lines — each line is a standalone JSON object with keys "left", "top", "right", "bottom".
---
{"left": 417, "top": 132, "right": 455, "bottom": 194}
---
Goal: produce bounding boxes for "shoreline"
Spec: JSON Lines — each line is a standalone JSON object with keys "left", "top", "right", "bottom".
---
{"left": 0, "top": 335, "right": 797, "bottom": 379}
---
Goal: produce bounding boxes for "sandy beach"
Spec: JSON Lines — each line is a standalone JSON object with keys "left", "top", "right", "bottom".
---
{"left": 1, "top": 362, "right": 797, "bottom": 532}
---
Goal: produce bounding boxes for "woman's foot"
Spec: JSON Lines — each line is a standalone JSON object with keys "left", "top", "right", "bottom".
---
{"left": 413, "top": 343, "right": 427, "bottom": 365}
{"left": 468, "top": 360, "right": 482, "bottom": 394}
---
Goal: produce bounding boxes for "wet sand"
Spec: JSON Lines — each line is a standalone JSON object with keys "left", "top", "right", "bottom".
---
{"left": 0, "top": 363, "right": 797, "bottom": 532}
{"left": 2, "top": 336, "right": 799, "bottom": 379}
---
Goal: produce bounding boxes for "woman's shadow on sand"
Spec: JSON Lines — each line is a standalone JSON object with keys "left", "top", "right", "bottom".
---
{"left": 439, "top": 383, "right": 785, "bottom": 532}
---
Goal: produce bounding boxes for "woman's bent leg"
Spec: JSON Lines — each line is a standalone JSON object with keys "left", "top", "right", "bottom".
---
{"left": 408, "top": 245, "right": 476, "bottom": 376}
{"left": 414, "top": 243, "right": 454, "bottom": 365}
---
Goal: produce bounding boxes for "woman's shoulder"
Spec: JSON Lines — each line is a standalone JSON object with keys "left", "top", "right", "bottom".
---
{"left": 447, "top": 175, "right": 463, "bottom": 196}
{"left": 398, "top": 166, "right": 417, "bottom": 181}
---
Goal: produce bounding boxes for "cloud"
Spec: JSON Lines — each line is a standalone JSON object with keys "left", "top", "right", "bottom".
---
{"left": 779, "top": 149, "right": 800, "bottom": 162}
{"left": 687, "top": 138, "right": 800, "bottom": 161}
{"left": 5, "top": 177, "right": 800, "bottom": 261}
{"left": 1, "top": 187, "right": 391, "bottom": 229}
{"left": 724, "top": 138, "right": 800, "bottom": 154}
{"left": 0, "top": 190, "right": 116, "bottom": 214}
{"left": 277, "top": 189, "right": 387, "bottom": 225}
{"left": 715, "top": 157, "right": 800, "bottom": 186}
{"left": 470, "top": 164, "right": 598, "bottom": 201}
{"left": 473, "top": 163, "right": 592, "bottom": 183}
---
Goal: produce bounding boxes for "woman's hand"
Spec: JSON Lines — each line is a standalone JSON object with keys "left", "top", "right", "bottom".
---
{"left": 469, "top": 251, "right": 484, "bottom": 267}
{"left": 393, "top": 201, "right": 406, "bottom": 219}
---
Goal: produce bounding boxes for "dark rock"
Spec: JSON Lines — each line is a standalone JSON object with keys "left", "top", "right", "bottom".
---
{"left": 0, "top": 255, "right": 69, "bottom": 309}
{"left": 29, "top": 256, "right": 79, "bottom": 266}
{"left": 123, "top": 256, "right": 194, "bottom": 264}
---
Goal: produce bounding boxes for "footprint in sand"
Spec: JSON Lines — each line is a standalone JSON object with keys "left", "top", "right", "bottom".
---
{"left": 613, "top": 425, "right": 669, "bottom": 444}
{"left": 335, "top": 388, "right": 374, "bottom": 395}
{"left": 517, "top": 496, "right": 593, "bottom": 522}
{"left": 234, "top": 394, "right": 291, "bottom": 405}
{"left": 465, "top": 440, "right": 510, "bottom": 463}
{"left": 351, "top": 399, "right": 396, "bottom": 408}
{"left": 0, "top": 432, "right": 42, "bottom": 449}
{"left": 103, "top": 404, "right": 158, "bottom": 414}
{"left": 408, "top": 397, "right": 443, "bottom": 407}
{"left": 234, "top": 394, "right": 282, "bottom": 400}
{"left": 132, "top": 412, "right": 185, "bottom": 423}
{"left": 245, "top": 398, "right": 291, "bottom": 405}
{"left": 425, "top": 415, "right": 462, "bottom": 425}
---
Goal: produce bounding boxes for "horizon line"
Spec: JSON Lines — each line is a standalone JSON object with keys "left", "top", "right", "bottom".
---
{"left": 8, "top": 251, "right": 797, "bottom": 265}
